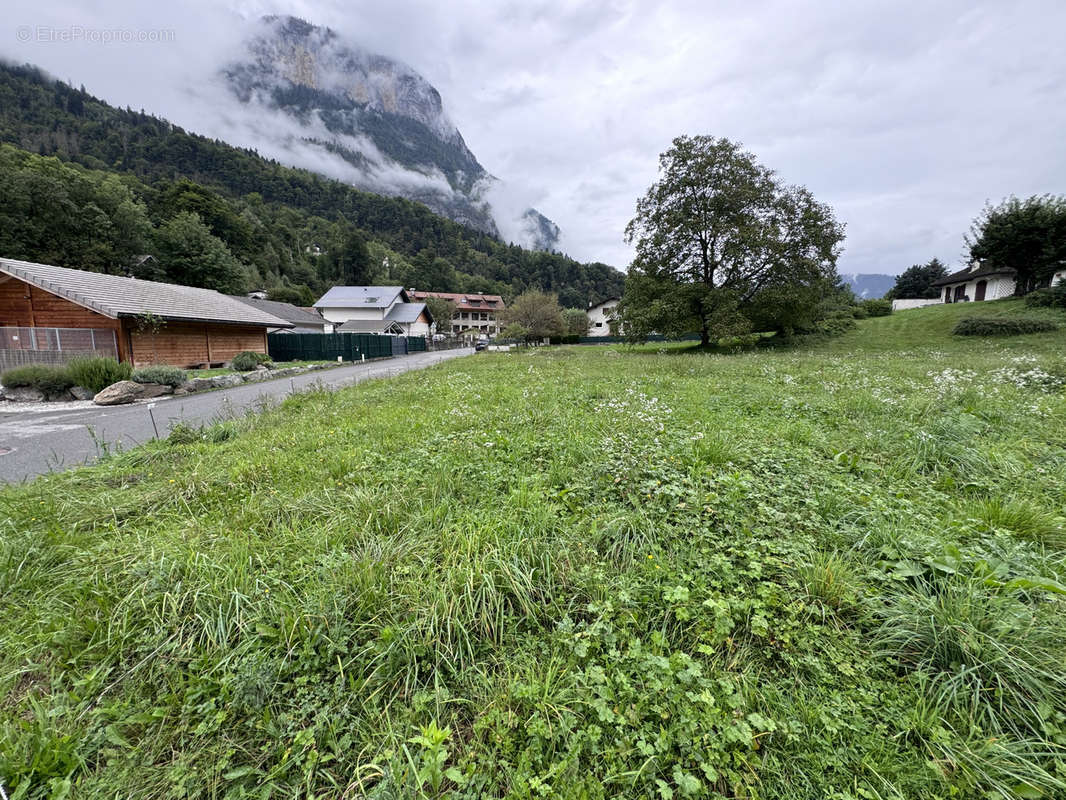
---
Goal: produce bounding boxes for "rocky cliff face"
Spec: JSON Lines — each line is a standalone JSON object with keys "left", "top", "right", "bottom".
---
{"left": 224, "top": 16, "right": 559, "bottom": 249}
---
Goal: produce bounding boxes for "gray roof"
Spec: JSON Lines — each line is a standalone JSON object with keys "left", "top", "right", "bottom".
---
{"left": 231, "top": 295, "right": 328, "bottom": 327}
{"left": 932, "top": 262, "right": 1017, "bottom": 287}
{"left": 336, "top": 319, "right": 404, "bottom": 334}
{"left": 314, "top": 286, "right": 406, "bottom": 309}
{"left": 0, "top": 258, "right": 292, "bottom": 328}
{"left": 386, "top": 302, "right": 431, "bottom": 323}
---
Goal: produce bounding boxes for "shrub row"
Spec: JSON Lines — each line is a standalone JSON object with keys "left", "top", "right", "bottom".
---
{"left": 231, "top": 351, "right": 274, "bottom": 371}
{"left": 0, "top": 363, "right": 75, "bottom": 398}
{"left": 859, "top": 298, "right": 892, "bottom": 317}
{"left": 131, "top": 365, "right": 187, "bottom": 387}
{"left": 1, "top": 356, "right": 133, "bottom": 398}
{"left": 67, "top": 356, "right": 132, "bottom": 393}
{"left": 952, "top": 316, "right": 1059, "bottom": 336}
{"left": 1024, "top": 283, "right": 1066, "bottom": 309}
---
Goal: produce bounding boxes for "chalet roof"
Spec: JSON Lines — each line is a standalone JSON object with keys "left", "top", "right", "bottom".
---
{"left": 231, "top": 295, "right": 328, "bottom": 327}
{"left": 0, "top": 258, "right": 292, "bottom": 328}
{"left": 588, "top": 296, "right": 621, "bottom": 310}
{"left": 314, "top": 286, "right": 407, "bottom": 308}
{"left": 409, "top": 290, "right": 504, "bottom": 311}
{"left": 932, "top": 262, "right": 1017, "bottom": 287}
{"left": 385, "top": 302, "right": 431, "bottom": 324}
{"left": 335, "top": 319, "right": 404, "bottom": 334}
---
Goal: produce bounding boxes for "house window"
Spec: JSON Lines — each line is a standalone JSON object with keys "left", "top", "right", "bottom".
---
{"left": 595, "top": 322, "right": 603, "bottom": 327}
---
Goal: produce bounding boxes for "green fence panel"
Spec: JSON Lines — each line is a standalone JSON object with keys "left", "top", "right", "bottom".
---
{"left": 268, "top": 332, "right": 402, "bottom": 362}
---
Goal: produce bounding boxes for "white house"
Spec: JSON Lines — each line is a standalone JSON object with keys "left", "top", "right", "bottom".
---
{"left": 313, "top": 286, "right": 433, "bottom": 336}
{"left": 586, "top": 297, "right": 620, "bottom": 336}
{"left": 932, "top": 262, "right": 1016, "bottom": 304}
{"left": 1052, "top": 268, "right": 1066, "bottom": 287}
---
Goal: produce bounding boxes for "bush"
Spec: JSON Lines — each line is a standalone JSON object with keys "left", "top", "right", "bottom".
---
{"left": 0, "top": 363, "right": 75, "bottom": 398}
{"left": 850, "top": 305, "right": 869, "bottom": 319}
{"left": 131, "top": 365, "right": 187, "bottom": 387}
{"left": 231, "top": 351, "right": 273, "bottom": 371}
{"left": 860, "top": 298, "right": 892, "bottom": 317}
{"left": 952, "top": 316, "right": 1058, "bottom": 336}
{"left": 1024, "top": 283, "right": 1066, "bottom": 308}
{"left": 815, "top": 310, "right": 857, "bottom": 337}
{"left": 66, "top": 356, "right": 132, "bottom": 393}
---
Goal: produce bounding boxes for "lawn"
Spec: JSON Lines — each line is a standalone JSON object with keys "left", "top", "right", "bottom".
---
{"left": 2, "top": 305, "right": 1065, "bottom": 799}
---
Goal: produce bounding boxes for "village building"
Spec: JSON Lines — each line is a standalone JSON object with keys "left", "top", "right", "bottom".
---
{"left": 408, "top": 291, "right": 505, "bottom": 337}
{"left": 932, "top": 261, "right": 1017, "bottom": 303}
{"left": 0, "top": 258, "right": 290, "bottom": 368}
{"left": 313, "top": 286, "right": 432, "bottom": 336}
{"left": 586, "top": 297, "right": 620, "bottom": 336}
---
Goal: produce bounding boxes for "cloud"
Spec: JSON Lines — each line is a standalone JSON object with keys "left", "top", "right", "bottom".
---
{"left": 4, "top": 0, "right": 1066, "bottom": 274}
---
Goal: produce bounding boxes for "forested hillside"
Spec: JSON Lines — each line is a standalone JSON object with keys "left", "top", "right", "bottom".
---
{"left": 0, "top": 63, "right": 622, "bottom": 306}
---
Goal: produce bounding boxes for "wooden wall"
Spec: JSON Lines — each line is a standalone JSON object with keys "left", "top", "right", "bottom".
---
{"left": 0, "top": 276, "right": 127, "bottom": 360}
{"left": 125, "top": 322, "right": 267, "bottom": 367}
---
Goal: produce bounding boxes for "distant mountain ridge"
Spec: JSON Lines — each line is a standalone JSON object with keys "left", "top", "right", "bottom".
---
{"left": 0, "top": 62, "right": 623, "bottom": 308}
{"left": 842, "top": 273, "right": 895, "bottom": 299}
{"left": 223, "top": 16, "right": 560, "bottom": 250}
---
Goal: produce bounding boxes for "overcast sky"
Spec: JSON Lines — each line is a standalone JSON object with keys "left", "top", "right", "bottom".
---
{"left": 5, "top": 0, "right": 1066, "bottom": 273}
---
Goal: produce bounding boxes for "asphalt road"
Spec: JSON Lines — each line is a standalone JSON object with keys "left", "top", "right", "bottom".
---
{"left": 0, "top": 348, "right": 472, "bottom": 484}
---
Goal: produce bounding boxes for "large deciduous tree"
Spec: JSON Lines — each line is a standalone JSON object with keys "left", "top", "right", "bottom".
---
{"left": 562, "top": 308, "right": 590, "bottom": 336}
{"left": 967, "top": 196, "right": 1066, "bottom": 295}
{"left": 620, "top": 136, "right": 845, "bottom": 344}
{"left": 886, "top": 258, "right": 948, "bottom": 299}
{"left": 502, "top": 290, "right": 565, "bottom": 341}
{"left": 423, "top": 296, "right": 457, "bottom": 333}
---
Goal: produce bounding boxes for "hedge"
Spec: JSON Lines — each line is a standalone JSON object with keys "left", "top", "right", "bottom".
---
{"left": 859, "top": 299, "right": 892, "bottom": 317}
{"left": 0, "top": 364, "right": 75, "bottom": 398}
{"left": 231, "top": 351, "right": 274, "bottom": 371}
{"left": 132, "top": 365, "right": 187, "bottom": 387}
{"left": 66, "top": 356, "right": 132, "bottom": 393}
{"left": 952, "top": 316, "right": 1059, "bottom": 336}
{"left": 1024, "top": 283, "right": 1066, "bottom": 309}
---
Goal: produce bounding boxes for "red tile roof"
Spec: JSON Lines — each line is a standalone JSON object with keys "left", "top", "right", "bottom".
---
{"left": 409, "top": 290, "right": 505, "bottom": 312}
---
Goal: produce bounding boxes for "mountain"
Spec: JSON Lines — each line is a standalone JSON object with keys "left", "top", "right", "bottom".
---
{"left": 222, "top": 16, "right": 560, "bottom": 250}
{"left": 842, "top": 273, "right": 896, "bottom": 299}
{"left": 0, "top": 62, "right": 623, "bottom": 308}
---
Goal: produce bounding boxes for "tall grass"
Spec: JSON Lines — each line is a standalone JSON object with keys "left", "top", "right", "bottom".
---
{"left": 2, "top": 317, "right": 1066, "bottom": 798}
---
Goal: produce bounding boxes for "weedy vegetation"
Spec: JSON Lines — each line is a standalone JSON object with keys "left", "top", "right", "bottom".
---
{"left": 1, "top": 299, "right": 1065, "bottom": 799}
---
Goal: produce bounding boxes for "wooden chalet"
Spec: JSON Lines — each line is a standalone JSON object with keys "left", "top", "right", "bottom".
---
{"left": 0, "top": 258, "right": 292, "bottom": 367}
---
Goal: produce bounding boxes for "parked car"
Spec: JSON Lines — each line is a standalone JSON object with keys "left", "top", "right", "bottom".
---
{"left": 474, "top": 341, "right": 488, "bottom": 352}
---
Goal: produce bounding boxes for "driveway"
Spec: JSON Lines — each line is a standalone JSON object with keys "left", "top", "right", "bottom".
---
{"left": 0, "top": 348, "right": 472, "bottom": 484}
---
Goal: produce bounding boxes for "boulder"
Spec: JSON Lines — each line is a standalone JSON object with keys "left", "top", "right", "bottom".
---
{"left": 272, "top": 367, "right": 300, "bottom": 379}
{"left": 179, "top": 377, "right": 216, "bottom": 393}
{"left": 69, "top": 385, "right": 96, "bottom": 401}
{"left": 138, "top": 382, "right": 173, "bottom": 398}
{"left": 254, "top": 364, "right": 268, "bottom": 371}
{"left": 93, "top": 380, "right": 144, "bottom": 406}
{"left": 242, "top": 371, "right": 269, "bottom": 383}
{"left": 211, "top": 374, "right": 244, "bottom": 389}
{"left": 4, "top": 386, "right": 45, "bottom": 403}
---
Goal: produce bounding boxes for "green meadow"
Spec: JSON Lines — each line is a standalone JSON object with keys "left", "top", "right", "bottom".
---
{"left": 2, "top": 300, "right": 1066, "bottom": 799}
